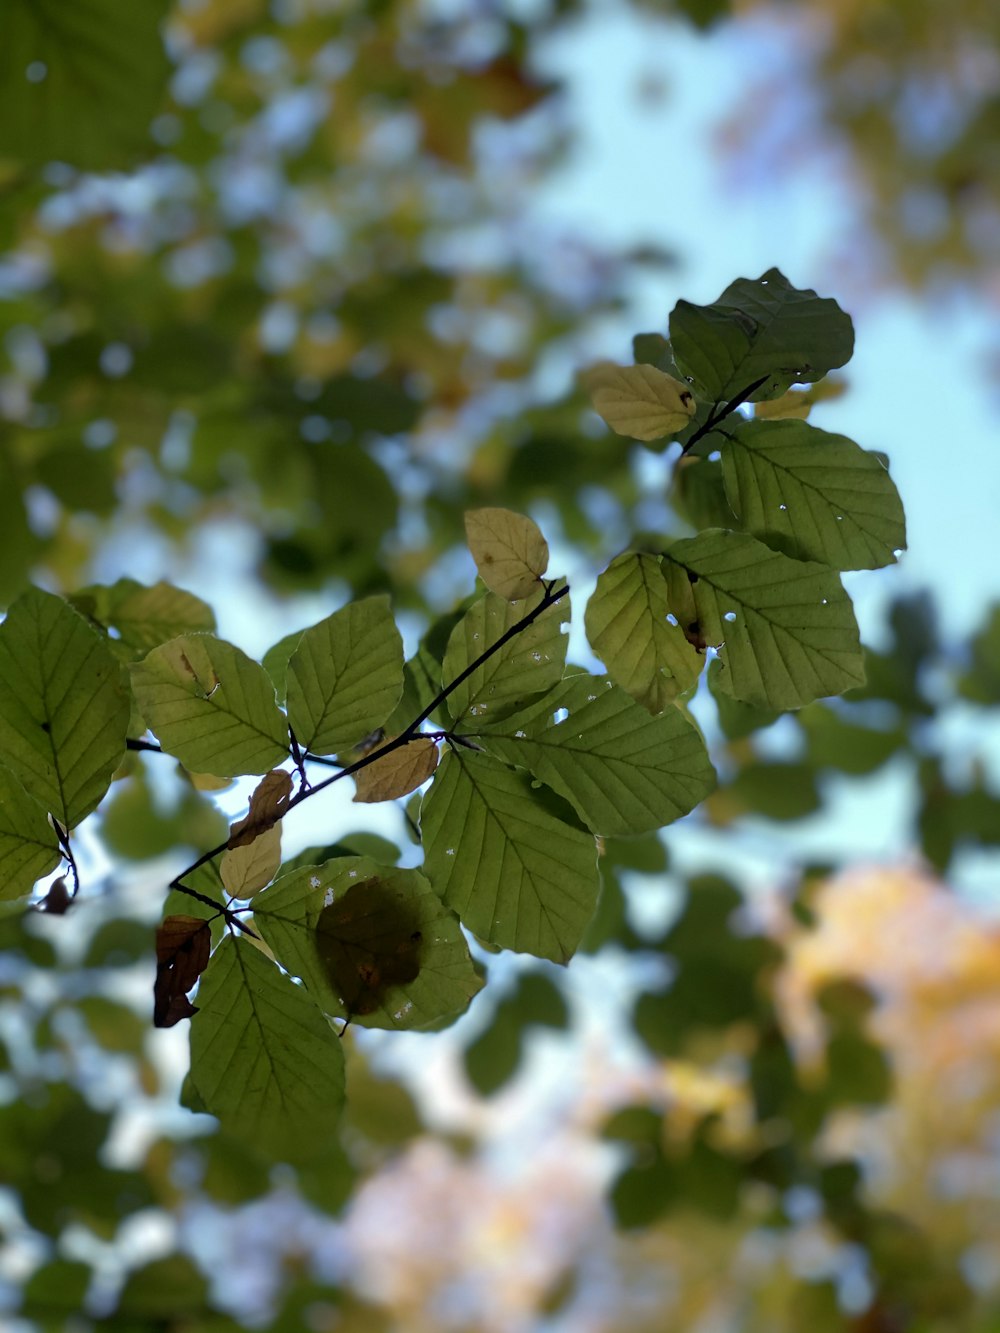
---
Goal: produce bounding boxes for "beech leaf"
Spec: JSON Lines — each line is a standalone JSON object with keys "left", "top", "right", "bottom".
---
{"left": 220, "top": 825, "right": 282, "bottom": 898}
{"left": 353, "top": 737, "right": 439, "bottom": 803}
{"left": 464, "top": 508, "right": 549, "bottom": 600}
{"left": 154, "top": 915, "right": 212, "bottom": 1029}
{"left": 227, "top": 769, "right": 294, "bottom": 848}
{"left": 586, "top": 362, "right": 697, "bottom": 441}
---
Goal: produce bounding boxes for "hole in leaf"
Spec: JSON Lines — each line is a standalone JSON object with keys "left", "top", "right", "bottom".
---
{"left": 553, "top": 707, "right": 569, "bottom": 724}
{"left": 723, "top": 611, "right": 737, "bottom": 623}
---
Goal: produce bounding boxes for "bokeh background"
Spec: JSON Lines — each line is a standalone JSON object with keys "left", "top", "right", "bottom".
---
{"left": 1, "top": 1, "right": 999, "bottom": 1329}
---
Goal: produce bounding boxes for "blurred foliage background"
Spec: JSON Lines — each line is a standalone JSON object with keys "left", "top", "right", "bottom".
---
{"left": 1, "top": 0, "right": 999, "bottom": 1330}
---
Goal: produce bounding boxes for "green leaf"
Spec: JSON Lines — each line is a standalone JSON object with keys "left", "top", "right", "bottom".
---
{"left": 0, "top": 0, "right": 170, "bottom": 171}
{"left": 21, "top": 1259, "right": 91, "bottom": 1318}
{"left": 662, "top": 530, "right": 865, "bottom": 709}
{"left": 719, "top": 419, "right": 905, "bottom": 569}
{"left": 707, "top": 657, "right": 781, "bottom": 739}
{"left": 585, "top": 553, "right": 702, "bottom": 712}
{"left": 475, "top": 676, "right": 716, "bottom": 837}
{"left": 286, "top": 596, "right": 404, "bottom": 755}
{"left": 958, "top": 603, "right": 1000, "bottom": 704}
{"left": 115, "top": 1256, "right": 209, "bottom": 1320}
{"left": 187, "top": 937, "right": 345, "bottom": 1163}
{"left": 670, "top": 456, "right": 737, "bottom": 529}
{"left": 262, "top": 628, "right": 305, "bottom": 704}
{"left": 253, "top": 856, "right": 483, "bottom": 1029}
{"left": 669, "top": 269, "right": 854, "bottom": 403}
{"left": 0, "top": 764, "right": 60, "bottom": 901}
{"left": 443, "top": 589, "right": 569, "bottom": 727}
{"left": 421, "top": 749, "right": 599, "bottom": 963}
{"left": 0, "top": 587, "right": 130, "bottom": 827}
{"left": 72, "top": 578, "right": 216, "bottom": 659}
{"left": 130, "top": 634, "right": 289, "bottom": 777}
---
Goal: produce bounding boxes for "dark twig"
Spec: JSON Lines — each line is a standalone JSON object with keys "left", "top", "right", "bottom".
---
{"left": 168, "top": 579, "right": 570, "bottom": 898}
{"left": 126, "top": 737, "right": 164, "bottom": 754}
{"left": 681, "top": 374, "right": 770, "bottom": 456}
{"left": 53, "top": 822, "right": 80, "bottom": 899}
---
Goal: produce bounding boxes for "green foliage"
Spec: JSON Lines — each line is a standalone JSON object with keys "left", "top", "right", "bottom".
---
{"left": 186, "top": 936, "right": 345, "bottom": 1163}
{"left": 0, "top": 271, "right": 906, "bottom": 1137}
{"left": 0, "top": 587, "right": 130, "bottom": 828}
{"left": 0, "top": 0, "right": 170, "bottom": 170}
{"left": 669, "top": 268, "right": 854, "bottom": 403}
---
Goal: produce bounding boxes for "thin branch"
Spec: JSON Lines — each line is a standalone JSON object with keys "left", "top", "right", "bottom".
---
{"left": 167, "top": 579, "right": 570, "bottom": 896}
{"left": 680, "top": 374, "right": 770, "bottom": 456}
{"left": 126, "top": 737, "right": 163, "bottom": 754}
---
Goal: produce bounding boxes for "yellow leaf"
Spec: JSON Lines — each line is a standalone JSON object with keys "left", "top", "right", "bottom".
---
{"left": 585, "top": 362, "right": 696, "bottom": 441}
{"left": 221, "top": 825, "right": 282, "bottom": 898}
{"left": 754, "top": 377, "right": 847, "bottom": 421}
{"left": 227, "top": 769, "right": 293, "bottom": 848}
{"left": 464, "top": 508, "right": 549, "bottom": 600}
{"left": 353, "top": 737, "right": 439, "bottom": 803}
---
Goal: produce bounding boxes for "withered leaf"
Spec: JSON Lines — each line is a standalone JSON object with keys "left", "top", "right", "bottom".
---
{"left": 227, "top": 769, "right": 293, "bottom": 848}
{"left": 39, "top": 877, "right": 70, "bottom": 915}
{"left": 314, "top": 877, "right": 424, "bottom": 1017}
{"left": 353, "top": 736, "right": 439, "bottom": 804}
{"left": 154, "top": 914, "right": 212, "bottom": 1029}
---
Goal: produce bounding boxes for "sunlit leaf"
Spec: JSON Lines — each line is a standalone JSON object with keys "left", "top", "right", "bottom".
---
{"left": 421, "top": 749, "right": 599, "bottom": 963}
{"left": 286, "top": 596, "right": 404, "bottom": 756}
{"left": 0, "top": 587, "right": 130, "bottom": 827}
{"left": 476, "top": 676, "right": 716, "bottom": 836}
{"left": 720, "top": 419, "right": 906, "bottom": 569}
{"left": 253, "top": 856, "right": 483, "bottom": 1028}
{"left": 585, "top": 553, "right": 702, "bottom": 711}
{"left": 220, "top": 825, "right": 282, "bottom": 898}
{"left": 0, "top": 764, "right": 61, "bottom": 901}
{"left": 443, "top": 589, "right": 569, "bottom": 727}
{"left": 187, "top": 937, "right": 345, "bottom": 1162}
{"left": 131, "top": 634, "right": 289, "bottom": 777}
{"left": 662, "top": 530, "right": 864, "bottom": 709}
{"left": 353, "top": 736, "right": 439, "bottom": 803}
{"left": 71, "top": 579, "right": 216, "bottom": 659}
{"left": 464, "top": 508, "right": 549, "bottom": 600}
{"left": 585, "top": 361, "right": 697, "bottom": 441}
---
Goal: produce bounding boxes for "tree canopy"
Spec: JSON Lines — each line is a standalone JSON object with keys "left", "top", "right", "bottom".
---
{"left": 1, "top": 3, "right": 999, "bottom": 1332}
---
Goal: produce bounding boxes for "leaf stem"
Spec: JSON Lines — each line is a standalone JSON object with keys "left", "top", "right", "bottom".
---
{"left": 54, "top": 823, "right": 80, "bottom": 899}
{"left": 681, "top": 374, "right": 770, "bottom": 455}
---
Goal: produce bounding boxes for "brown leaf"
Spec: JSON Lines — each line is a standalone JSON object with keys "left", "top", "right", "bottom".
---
{"left": 39, "top": 877, "right": 70, "bottom": 915}
{"left": 154, "top": 914, "right": 212, "bottom": 1028}
{"left": 227, "top": 769, "right": 293, "bottom": 848}
{"left": 353, "top": 737, "right": 439, "bottom": 804}
{"left": 314, "top": 878, "right": 423, "bottom": 1017}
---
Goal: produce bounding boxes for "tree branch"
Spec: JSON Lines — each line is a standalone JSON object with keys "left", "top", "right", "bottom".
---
{"left": 126, "top": 737, "right": 164, "bottom": 754}
{"left": 167, "top": 579, "right": 570, "bottom": 900}
{"left": 680, "top": 374, "right": 770, "bottom": 455}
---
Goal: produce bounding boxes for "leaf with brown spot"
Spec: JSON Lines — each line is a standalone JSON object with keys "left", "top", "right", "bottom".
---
{"left": 154, "top": 914, "right": 212, "bottom": 1028}
{"left": 353, "top": 737, "right": 438, "bottom": 804}
{"left": 227, "top": 769, "right": 293, "bottom": 848}
{"left": 314, "top": 877, "right": 424, "bottom": 1017}
{"left": 464, "top": 508, "right": 549, "bottom": 601}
